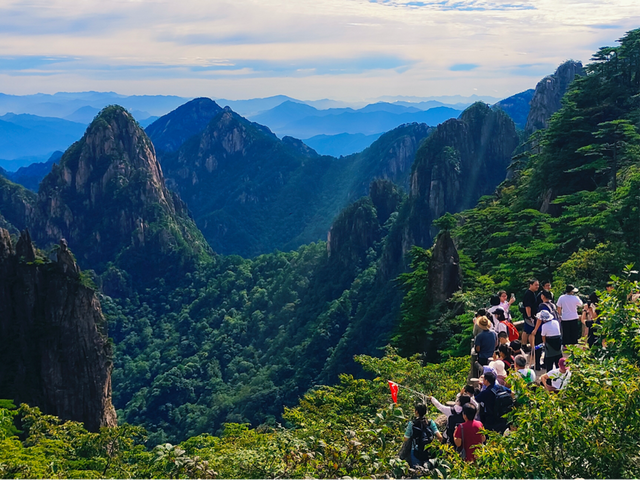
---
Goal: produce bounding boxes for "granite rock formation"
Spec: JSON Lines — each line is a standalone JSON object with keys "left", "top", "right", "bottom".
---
{"left": 0, "top": 175, "right": 36, "bottom": 234}
{"left": 525, "top": 60, "right": 585, "bottom": 136}
{"left": 427, "top": 230, "right": 462, "bottom": 305}
{"left": 30, "top": 105, "right": 211, "bottom": 277}
{"left": 0, "top": 229, "right": 117, "bottom": 431}
{"left": 405, "top": 102, "right": 520, "bottom": 249}
{"left": 146, "top": 97, "right": 224, "bottom": 153}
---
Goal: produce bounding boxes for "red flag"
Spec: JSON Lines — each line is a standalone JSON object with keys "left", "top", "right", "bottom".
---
{"left": 388, "top": 381, "right": 398, "bottom": 403}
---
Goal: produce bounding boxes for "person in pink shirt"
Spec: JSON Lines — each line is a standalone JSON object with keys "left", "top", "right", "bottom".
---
{"left": 454, "top": 404, "right": 486, "bottom": 462}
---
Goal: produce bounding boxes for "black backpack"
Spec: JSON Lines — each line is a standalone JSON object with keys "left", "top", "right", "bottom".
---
{"left": 446, "top": 408, "right": 465, "bottom": 447}
{"left": 492, "top": 386, "right": 514, "bottom": 418}
{"left": 411, "top": 418, "right": 435, "bottom": 461}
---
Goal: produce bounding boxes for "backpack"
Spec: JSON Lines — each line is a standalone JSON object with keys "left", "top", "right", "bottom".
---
{"left": 411, "top": 418, "right": 435, "bottom": 461}
{"left": 502, "top": 320, "right": 520, "bottom": 342}
{"left": 518, "top": 301, "right": 527, "bottom": 317}
{"left": 446, "top": 408, "right": 465, "bottom": 447}
{"left": 492, "top": 386, "right": 514, "bottom": 418}
{"left": 539, "top": 302, "right": 560, "bottom": 321}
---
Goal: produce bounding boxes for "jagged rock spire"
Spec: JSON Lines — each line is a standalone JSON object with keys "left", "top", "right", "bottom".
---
{"left": 0, "top": 229, "right": 117, "bottom": 431}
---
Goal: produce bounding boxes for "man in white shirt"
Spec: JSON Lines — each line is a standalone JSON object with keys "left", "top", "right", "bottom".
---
{"left": 540, "top": 358, "right": 571, "bottom": 392}
{"left": 557, "top": 284, "right": 583, "bottom": 347}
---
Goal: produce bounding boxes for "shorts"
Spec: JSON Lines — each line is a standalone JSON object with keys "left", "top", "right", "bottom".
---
{"left": 523, "top": 321, "right": 535, "bottom": 334}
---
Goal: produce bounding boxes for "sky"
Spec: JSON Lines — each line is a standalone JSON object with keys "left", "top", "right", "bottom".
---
{"left": 0, "top": 0, "right": 638, "bottom": 102}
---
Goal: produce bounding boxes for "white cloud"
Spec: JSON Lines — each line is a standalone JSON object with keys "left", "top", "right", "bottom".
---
{"left": 0, "top": 0, "right": 638, "bottom": 99}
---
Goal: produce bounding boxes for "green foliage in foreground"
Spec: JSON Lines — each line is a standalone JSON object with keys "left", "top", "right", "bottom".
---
{"left": 0, "top": 271, "right": 640, "bottom": 480}
{"left": 3, "top": 277, "right": 640, "bottom": 478}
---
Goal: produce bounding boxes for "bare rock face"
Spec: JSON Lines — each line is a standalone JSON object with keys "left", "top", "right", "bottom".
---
{"left": 0, "top": 175, "right": 36, "bottom": 234}
{"left": 327, "top": 197, "right": 380, "bottom": 263}
{"left": 525, "top": 61, "right": 585, "bottom": 136}
{"left": 0, "top": 229, "right": 117, "bottom": 431}
{"left": 405, "top": 102, "right": 519, "bottom": 250}
{"left": 31, "top": 105, "right": 211, "bottom": 278}
{"left": 348, "top": 123, "right": 433, "bottom": 198}
{"left": 427, "top": 230, "right": 462, "bottom": 305}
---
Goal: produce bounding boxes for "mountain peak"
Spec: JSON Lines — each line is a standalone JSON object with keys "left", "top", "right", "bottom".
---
{"left": 525, "top": 60, "right": 584, "bottom": 135}
{"left": 146, "top": 97, "right": 223, "bottom": 153}
{"left": 32, "top": 104, "right": 211, "bottom": 278}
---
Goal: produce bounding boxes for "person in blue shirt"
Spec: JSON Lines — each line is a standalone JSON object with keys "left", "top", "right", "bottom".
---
{"left": 474, "top": 371, "right": 512, "bottom": 433}
{"left": 474, "top": 316, "right": 497, "bottom": 366}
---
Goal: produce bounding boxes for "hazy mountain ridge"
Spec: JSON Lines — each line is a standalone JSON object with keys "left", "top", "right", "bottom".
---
{"left": 1, "top": 151, "right": 63, "bottom": 191}
{"left": 153, "top": 98, "right": 434, "bottom": 257}
{"left": 0, "top": 113, "right": 86, "bottom": 162}
{"left": 493, "top": 89, "right": 535, "bottom": 129}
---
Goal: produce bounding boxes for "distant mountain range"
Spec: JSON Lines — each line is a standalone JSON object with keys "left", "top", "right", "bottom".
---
{"left": 0, "top": 114, "right": 86, "bottom": 167}
{"left": 0, "top": 92, "right": 503, "bottom": 162}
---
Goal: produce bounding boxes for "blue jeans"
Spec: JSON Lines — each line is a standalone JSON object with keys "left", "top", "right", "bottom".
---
{"left": 409, "top": 449, "right": 424, "bottom": 467}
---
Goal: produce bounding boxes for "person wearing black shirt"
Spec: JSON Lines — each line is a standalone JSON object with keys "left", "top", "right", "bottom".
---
{"left": 522, "top": 279, "right": 539, "bottom": 369}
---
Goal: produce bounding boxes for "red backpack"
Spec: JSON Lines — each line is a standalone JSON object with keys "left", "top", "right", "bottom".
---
{"left": 502, "top": 321, "right": 520, "bottom": 341}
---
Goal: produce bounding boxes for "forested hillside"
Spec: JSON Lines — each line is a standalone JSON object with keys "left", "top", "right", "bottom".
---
{"left": 155, "top": 104, "right": 432, "bottom": 257}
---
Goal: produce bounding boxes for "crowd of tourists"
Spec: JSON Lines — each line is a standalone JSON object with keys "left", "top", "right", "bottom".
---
{"left": 402, "top": 279, "right": 611, "bottom": 466}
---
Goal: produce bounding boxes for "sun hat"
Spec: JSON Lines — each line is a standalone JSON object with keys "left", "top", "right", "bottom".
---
{"left": 489, "top": 360, "right": 507, "bottom": 377}
{"left": 536, "top": 310, "right": 554, "bottom": 323}
{"left": 477, "top": 316, "right": 491, "bottom": 330}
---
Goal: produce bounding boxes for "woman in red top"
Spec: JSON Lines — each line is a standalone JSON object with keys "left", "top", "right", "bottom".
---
{"left": 454, "top": 404, "right": 486, "bottom": 462}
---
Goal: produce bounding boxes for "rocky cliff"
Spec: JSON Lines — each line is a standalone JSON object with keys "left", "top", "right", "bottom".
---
{"left": 31, "top": 105, "right": 211, "bottom": 278}
{"left": 0, "top": 229, "right": 117, "bottom": 431}
{"left": 427, "top": 230, "right": 462, "bottom": 305}
{"left": 344, "top": 123, "right": 433, "bottom": 197}
{"left": 394, "top": 102, "right": 519, "bottom": 255}
{"left": 0, "top": 175, "right": 36, "bottom": 234}
{"left": 525, "top": 60, "right": 585, "bottom": 136}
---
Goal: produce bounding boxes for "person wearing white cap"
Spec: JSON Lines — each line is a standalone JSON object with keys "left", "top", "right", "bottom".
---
{"left": 537, "top": 310, "right": 563, "bottom": 371}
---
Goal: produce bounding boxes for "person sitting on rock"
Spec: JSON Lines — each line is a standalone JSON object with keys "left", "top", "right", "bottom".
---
{"left": 540, "top": 358, "right": 571, "bottom": 393}
{"left": 489, "top": 360, "right": 508, "bottom": 385}
{"left": 495, "top": 343, "right": 514, "bottom": 370}
{"left": 514, "top": 354, "right": 536, "bottom": 384}
{"left": 510, "top": 340, "right": 523, "bottom": 357}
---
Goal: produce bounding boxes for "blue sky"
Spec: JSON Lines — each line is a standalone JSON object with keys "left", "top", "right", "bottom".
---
{"left": 0, "top": 0, "right": 638, "bottom": 101}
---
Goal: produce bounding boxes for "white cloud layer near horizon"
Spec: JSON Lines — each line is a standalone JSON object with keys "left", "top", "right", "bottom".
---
{"left": 0, "top": 0, "right": 638, "bottom": 101}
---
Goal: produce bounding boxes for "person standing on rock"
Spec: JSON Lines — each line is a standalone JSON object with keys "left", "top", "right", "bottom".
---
{"left": 522, "top": 279, "right": 540, "bottom": 367}
{"left": 557, "top": 285, "right": 583, "bottom": 348}
{"left": 498, "top": 290, "right": 516, "bottom": 321}
{"left": 475, "top": 317, "right": 497, "bottom": 368}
